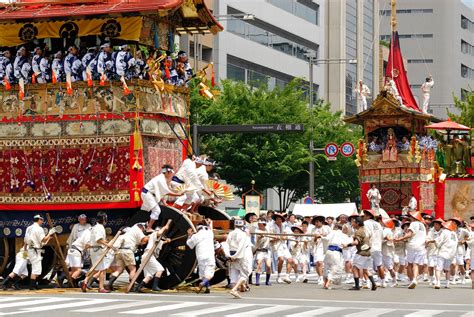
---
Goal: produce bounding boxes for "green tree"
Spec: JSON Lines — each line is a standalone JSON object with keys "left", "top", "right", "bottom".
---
{"left": 190, "top": 79, "right": 362, "bottom": 210}
{"left": 448, "top": 90, "right": 474, "bottom": 129}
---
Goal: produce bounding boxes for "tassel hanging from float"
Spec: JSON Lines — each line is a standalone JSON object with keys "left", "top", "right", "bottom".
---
{"left": 133, "top": 95, "right": 143, "bottom": 151}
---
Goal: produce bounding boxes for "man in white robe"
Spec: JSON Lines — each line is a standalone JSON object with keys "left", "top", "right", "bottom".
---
{"left": 187, "top": 221, "right": 216, "bottom": 293}
{"left": 420, "top": 76, "right": 434, "bottom": 114}
{"left": 227, "top": 219, "right": 253, "bottom": 298}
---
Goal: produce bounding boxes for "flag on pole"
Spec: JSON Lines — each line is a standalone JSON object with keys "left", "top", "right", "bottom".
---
{"left": 385, "top": 31, "right": 420, "bottom": 111}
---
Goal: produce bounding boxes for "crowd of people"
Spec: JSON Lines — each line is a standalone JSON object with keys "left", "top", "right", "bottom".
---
{"left": 2, "top": 207, "right": 472, "bottom": 297}
{"left": 1, "top": 157, "right": 472, "bottom": 297}
{"left": 0, "top": 44, "right": 193, "bottom": 87}
{"left": 368, "top": 133, "right": 439, "bottom": 152}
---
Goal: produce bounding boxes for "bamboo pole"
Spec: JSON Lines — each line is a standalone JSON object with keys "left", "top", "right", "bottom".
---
{"left": 45, "top": 213, "right": 74, "bottom": 288}
{"left": 86, "top": 229, "right": 123, "bottom": 278}
{"left": 125, "top": 219, "right": 172, "bottom": 293}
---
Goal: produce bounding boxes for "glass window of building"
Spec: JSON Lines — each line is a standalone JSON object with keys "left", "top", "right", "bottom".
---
{"left": 227, "top": 63, "right": 246, "bottom": 82}
{"left": 227, "top": 7, "right": 318, "bottom": 62}
{"left": 345, "top": 1, "right": 357, "bottom": 115}
{"left": 268, "top": 0, "right": 319, "bottom": 25}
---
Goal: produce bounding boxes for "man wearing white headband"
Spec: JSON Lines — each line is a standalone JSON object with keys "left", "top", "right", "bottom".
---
{"left": 173, "top": 156, "right": 211, "bottom": 212}
{"left": 227, "top": 219, "right": 253, "bottom": 298}
{"left": 141, "top": 164, "right": 181, "bottom": 231}
{"left": 191, "top": 156, "right": 217, "bottom": 213}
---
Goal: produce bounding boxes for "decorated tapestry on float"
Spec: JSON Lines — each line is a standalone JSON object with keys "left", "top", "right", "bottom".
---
{"left": 0, "top": 17, "right": 143, "bottom": 46}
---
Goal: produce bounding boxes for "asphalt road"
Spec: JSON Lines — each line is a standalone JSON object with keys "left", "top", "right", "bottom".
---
{"left": 0, "top": 279, "right": 472, "bottom": 317}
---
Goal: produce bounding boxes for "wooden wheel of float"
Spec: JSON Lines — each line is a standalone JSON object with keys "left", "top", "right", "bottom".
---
{"left": 127, "top": 206, "right": 197, "bottom": 290}
{"left": 126, "top": 205, "right": 231, "bottom": 289}
{"left": 0, "top": 237, "right": 10, "bottom": 277}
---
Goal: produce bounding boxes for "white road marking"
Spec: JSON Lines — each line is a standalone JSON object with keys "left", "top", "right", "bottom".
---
{"left": 121, "top": 302, "right": 206, "bottom": 314}
{"left": 18, "top": 298, "right": 116, "bottom": 312}
{"left": 249, "top": 296, "right": 471, "bottom": 307}
{"left": 72, "top": 300, "right": 150, "bottom": 312}
{"left": 404, "top": 311, "right": 443, "bottom": 317}
{"left": 0, "top": 297, "right": 72, "bottom": 309}
{"left": 459, "top": 313, "right": 474, "bottom": 317}
{"left": 286, "top": 307, "right": 348, "bottom": 316}
{"left": 171, "top": 304, "right": 254, "bottom": 316}
{"left": 225, "top": 304, "right": 296, "bottom": 317}
{"left": 344, "top": 308, "right": 396, "bottom": 317}
{"left": 0, "top": 298, "right": 39, "bottom": 303}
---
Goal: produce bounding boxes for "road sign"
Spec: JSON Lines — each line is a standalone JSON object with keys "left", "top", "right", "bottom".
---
{"left": 303, "top": 196, "right": 314, "bottom": 204}
{"left": 324, "top": 143, "right": 339, "bottom": 158}
{"left": 197, "top": 124, "right": 304, "bottom": 134}
{"left": 340, "top": 142, "right": 355, "bottom": 157}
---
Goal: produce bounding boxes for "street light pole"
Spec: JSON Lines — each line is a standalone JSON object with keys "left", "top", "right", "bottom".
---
{"left": 306, "top": 57, "right": 357, "bottom": 201}
{"left": 309, "top": 58, "right": 315, "bottom": 200}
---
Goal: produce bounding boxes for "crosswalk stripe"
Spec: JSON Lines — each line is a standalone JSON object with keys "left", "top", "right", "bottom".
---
{"left": 459, "top": 312, "right": 474, "bottom": 317}
{"left": 225, "top": 304, "right": 296, "bottom": 317}
{"left": 72, "top": 300, "right": 150, "bottom": 312}
{"left": 172, "top": 304, "right": 254, "bottom": 316}
{"left": 404, "top": 311, "right": 443, "bottom": 317}
{"left": 344, "top": 309, "right": 396, "bottom": 317}
{"left": 0, "top": 297, "right": 39, "bottom": 303}
{"left": 18, "top": 298, "right": 116, "bottom": 312}
{"left": 121, "top": 302, "right": 206, "bottom": 314}
{"left": 0, "top": 297, "right": 72, "bottom": 309}
{"left": 285, "top": 307, "right": 347, "bottom": 316}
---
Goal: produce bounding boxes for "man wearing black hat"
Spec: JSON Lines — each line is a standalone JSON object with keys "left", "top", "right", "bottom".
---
{"left": 253, "top": 219, "right": 272, "bottom": 286}
{"left": 24, "top": 214, "right": 56, "bottom": 290}
{"left": 363, "top": 210, "right": 385, "bottom": 287}
{"left": 311, "top": 216, "right": 331, "bottom": 285}
{"left": 269, "top": 213, "right": 294, "bottom": 284}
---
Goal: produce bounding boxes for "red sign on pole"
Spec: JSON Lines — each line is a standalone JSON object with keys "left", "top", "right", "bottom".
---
{"left": 324, "top": 143, "right": 338, "bottom": 160}
{"left": 340, "top": 142, "right": 355, "bottom": 157}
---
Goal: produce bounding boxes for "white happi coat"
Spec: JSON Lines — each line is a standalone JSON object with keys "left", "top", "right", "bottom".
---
{"left": 322, "top": 230, "right": 351, "bottom": 283}
{"left": 67, "top": 223, "right": 92, "bottom": 247}
{"left": 24, "top": 222, "right": 47, "bottom": 275}
{"left": 141, "top": 173, "right": 172, "bottom": 212}
{"left": 227, "top": 227, "right": 253, "bottom": 280}
{"left": 420, "top": 79, "right": 434, "bottom": 113}
{"left": 187, "top": 227, "right": 216, "bottom": 279}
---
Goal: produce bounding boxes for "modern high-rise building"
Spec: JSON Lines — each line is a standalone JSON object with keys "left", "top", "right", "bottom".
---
{"left": 325, "top": 0, "right": 380, "bottom": 116}
{"left": 379, "top": 0, "right": 474, "bottom": 118}
{"left": 211, "top": 0, "right": 324, "bottom": 101}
